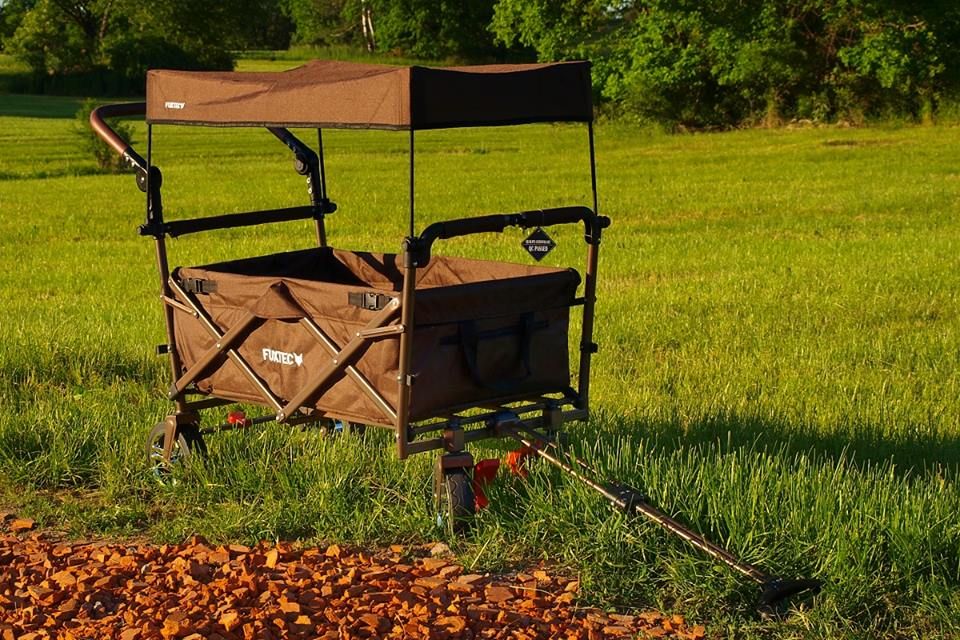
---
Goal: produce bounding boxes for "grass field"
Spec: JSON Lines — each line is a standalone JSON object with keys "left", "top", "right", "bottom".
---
{"left": 1, "top": 85, "right": 958, "bottom": 639}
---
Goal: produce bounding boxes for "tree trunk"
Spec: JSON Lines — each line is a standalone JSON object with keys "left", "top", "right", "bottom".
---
{"left": 360, "top": 1, "right": 376, "bottom": 52}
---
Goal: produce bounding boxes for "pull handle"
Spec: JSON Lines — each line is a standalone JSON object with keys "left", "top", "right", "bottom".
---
{"left": 89, "top": 102, "right": 148, "bottom": 175}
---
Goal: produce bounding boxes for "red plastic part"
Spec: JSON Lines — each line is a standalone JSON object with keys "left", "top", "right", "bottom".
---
{"left": 472, "top": 458, "right": 500, "bottom": 510}
{"left": 227, "top": 410, "right": 251, "bottom": 427}
{"left": 506, "top": 446, "right": 534, "bottom": 479}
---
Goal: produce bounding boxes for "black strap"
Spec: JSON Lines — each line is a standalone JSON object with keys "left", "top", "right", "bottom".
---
{"left": 458, "top": 313, "right": 537, "bottom": 394}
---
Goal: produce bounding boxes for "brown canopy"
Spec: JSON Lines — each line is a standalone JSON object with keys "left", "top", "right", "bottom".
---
{"left": 146, "top": 60, "right": 592, "bottom": 130}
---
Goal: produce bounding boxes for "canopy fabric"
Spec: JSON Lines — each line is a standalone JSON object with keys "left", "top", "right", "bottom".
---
{"left": 145, "top": 60, "right": 592, "bottom": 130}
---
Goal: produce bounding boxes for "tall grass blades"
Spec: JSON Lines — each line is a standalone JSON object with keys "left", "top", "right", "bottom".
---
{"left": 0, "top": 90, "right": 958, "bottom": 638}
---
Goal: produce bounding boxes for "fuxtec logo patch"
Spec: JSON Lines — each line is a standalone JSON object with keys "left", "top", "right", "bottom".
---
{"left": 164, "top": 101, "right": 185, "bottom": 110}
{"left": 262, "top": 348, "right": 303, "bottom": 367}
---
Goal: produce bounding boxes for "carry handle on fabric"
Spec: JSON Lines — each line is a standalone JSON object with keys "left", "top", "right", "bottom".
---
{"left": 458, "top": 313, "right": 539, "bottom": 394}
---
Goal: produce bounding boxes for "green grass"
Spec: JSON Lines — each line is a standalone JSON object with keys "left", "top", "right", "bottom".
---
{"left": 234, "top": 45, "right": 446, "bottom": 70}
{"left": 1, "top": 95, "right": 959, "bottom": 638}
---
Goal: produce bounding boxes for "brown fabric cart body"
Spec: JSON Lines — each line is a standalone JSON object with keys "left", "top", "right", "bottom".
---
{"left": 172, "top": 248, "right": 580, "bottom": 425}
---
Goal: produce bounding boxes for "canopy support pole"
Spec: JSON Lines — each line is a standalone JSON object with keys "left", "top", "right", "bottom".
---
{"left": 577, "top": 122, "right": 601, "bottom": 410}
{"left": 267, "top": 127, "right": 329, "bottom": 247}
{"left": 147, "top": 124, "right": 186, "bottom": 416}
{"left": 316, "top": 129, "right": 328, "bottom": 247}
{"left": 588, "top": 122, "right": 599, "bottom": 217}
{"left": 397, "top": 128, "right": 419, "bottom": 459}
{"left": 408, "top": 129, "right": 416, "bottom": 237}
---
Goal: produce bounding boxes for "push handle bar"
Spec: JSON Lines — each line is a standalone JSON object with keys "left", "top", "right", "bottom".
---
{"left": 406, "top": 206, "right": 610, "bottom": 267}
{"left": 420, "top": 206, "right": 609, "bottom": 246}
{"left": 89, "top": 102, "right": 148, "bottom": 174}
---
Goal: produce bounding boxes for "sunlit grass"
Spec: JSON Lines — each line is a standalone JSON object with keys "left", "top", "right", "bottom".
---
{"left": 1, "top": 95, "right": 959, "bottom": 638}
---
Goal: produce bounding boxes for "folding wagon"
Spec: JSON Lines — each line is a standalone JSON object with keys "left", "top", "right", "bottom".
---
{"left": 91, "top": 60, "right": 605, "bottom": 515}
{"left": 92, "top": 60, "right": 819, "bottom": 607}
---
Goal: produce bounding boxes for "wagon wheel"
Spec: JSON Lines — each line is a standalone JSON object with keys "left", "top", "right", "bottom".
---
{"left": 146, "top": 421, "right": 206, "bottom": 482}
{"left": 434, "top": 468, "right": 475, "bottom": 536}
{"left": 316, "top": 419, "right": 367, "bottom": 437}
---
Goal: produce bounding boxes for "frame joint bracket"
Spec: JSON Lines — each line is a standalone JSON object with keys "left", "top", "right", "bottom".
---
{"left": 584, "top": 215, "right": 611, "bottom": 245}
{"left": 402, "top": 236, "right": 430, "bottom": 268}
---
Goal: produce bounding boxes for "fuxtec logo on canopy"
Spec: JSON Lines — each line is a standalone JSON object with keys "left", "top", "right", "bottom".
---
{"left": 262, "top": 348, "right": 303, "bottom": 367}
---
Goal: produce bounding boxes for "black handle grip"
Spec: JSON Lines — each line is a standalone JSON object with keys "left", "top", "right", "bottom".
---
{"left": 759, "top": 577, "right": 822, "bottom": 607}
{"left": 422, "top": 206, "right": 595, "bottom": 244}
{"left": 406, "top": 205, "right": 608, "bottom": 268}
{"left": 517, "top": 206, "right": 593, "bottom": 229}
{"left": 431, "top": 213, "right": 516, "bottom": 240}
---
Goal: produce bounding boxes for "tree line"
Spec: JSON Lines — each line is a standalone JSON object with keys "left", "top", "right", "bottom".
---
{"left": 2, "top": 0, "right": 958, "bottom": 126}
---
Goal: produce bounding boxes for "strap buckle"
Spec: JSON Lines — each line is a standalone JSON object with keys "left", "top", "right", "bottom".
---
{"left": 180, "top": 277, "right": 217, "bottom": 294}
{"left": 348, "top": 291, "right": 392, "bottom": 311}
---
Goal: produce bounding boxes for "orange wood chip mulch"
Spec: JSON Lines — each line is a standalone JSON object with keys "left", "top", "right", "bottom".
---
{"left": 0, "top": 520, "right": 706, "bottom": 640}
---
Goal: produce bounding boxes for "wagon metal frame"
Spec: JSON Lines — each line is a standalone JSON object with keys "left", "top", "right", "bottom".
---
{"left": 91, "top": 61, "right": 604, "bottom": 468}
{"left": 92, "top": 59, "right": 819, "bottom": 608}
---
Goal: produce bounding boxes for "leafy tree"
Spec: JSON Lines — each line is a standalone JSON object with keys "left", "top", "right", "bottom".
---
{"left": 490, "top": 0, "right": 608, "bottom": 62}
{"left": 5, "top": 0, "right": 239, "bottom": 86}
{"left": 282, "top": 0, "right": 356, "bottom": 47}
{"left": 5, "top": 0, "right": 88, "bottom": 73}
{"left": 824, "top": 2, "right": 951, "bottom": 119}
{"left": 492, "top": 0, "right": 960, "bottom": 126}
{"left": 369, "top": 0, "right": 498, "bottom": 60}
{"left": 0, "top": 0, "right": 37, "bottom": 47}
{"left": 282, "top": 0, "right": 501, "bottom": 60}
{"left": 234, "top": 0, "right": 294, "bottom": 50}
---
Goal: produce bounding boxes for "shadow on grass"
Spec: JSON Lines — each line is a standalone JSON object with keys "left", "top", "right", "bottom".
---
{"left": 0, "top": 166, "right": 111, "bottom": 181}
{"left": 0, "top": 92, "right": 87, "bottom": 118}
{"left": 1, "top": 340, "right": 163, "bottom": 393}
{"left": 588, "top": 408, "right": 960, "bottom": 476}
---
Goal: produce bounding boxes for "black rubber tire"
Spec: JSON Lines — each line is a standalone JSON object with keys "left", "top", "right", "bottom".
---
{"left": 146, "top": 421, "right": 206, "bottom": 481}
{"left": 316, "top": 419, "right": 367, "bottom": 437}
{"left": 435, "top": 469, "right": 475, "bottom": 536}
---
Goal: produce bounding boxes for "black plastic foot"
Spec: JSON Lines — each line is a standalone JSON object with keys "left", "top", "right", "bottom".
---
{"left": 758, "top": 577, "right": 822, "bottom": 608}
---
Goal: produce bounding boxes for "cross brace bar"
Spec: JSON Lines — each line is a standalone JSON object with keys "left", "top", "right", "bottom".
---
{"left": 169, "top": 278, "right": 283, "bottom": 412}
{"left": 277, "top": 298, "right": 401, "bottom": 422}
